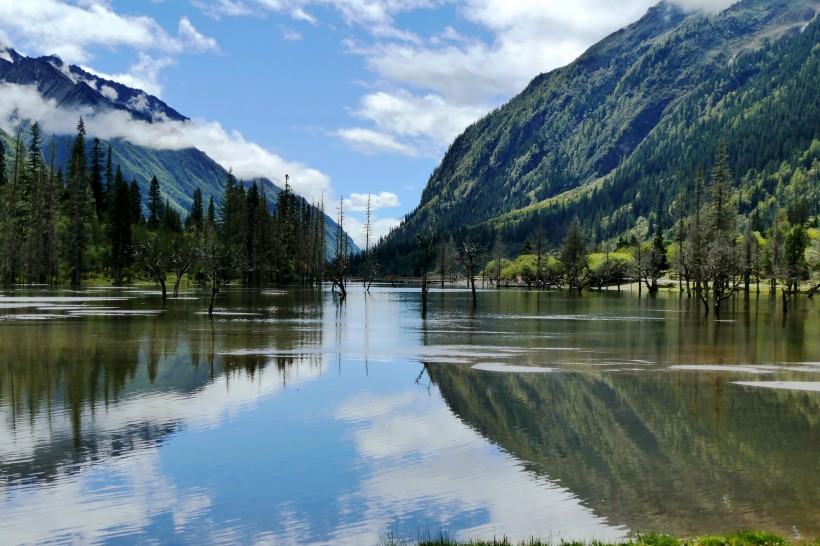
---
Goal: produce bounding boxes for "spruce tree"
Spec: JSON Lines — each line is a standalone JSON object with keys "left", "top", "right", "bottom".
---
{"left": 207, "top": 196, "right": 216, "bottom": 227}
{"left": 186, "top": 188, "right": 204, "bottom": 231}
{"left": 89, "top": 137, "right": 104, "bottom": 215}
{"left": 66, "top": 118, "right": 93, "bottom": 286}
{"left": 108, "top": 166, "right": 132, "bottom": 284}
{"left": 560, "top": 216, "right": 590, "bottom": 294}
{"left": 147, "top": 176, "right": 162, "bottom": 229}
{"left": 129, "top": 179, "right": 143, "bottom": 225}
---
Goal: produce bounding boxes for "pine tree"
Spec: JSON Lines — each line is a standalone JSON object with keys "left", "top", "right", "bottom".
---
{"left": 560, "top": 216, "right": 590, "bottom": 294}
{"left": 2, "top": 127, "right": 26, "bottom": 283}
{"left": 23, "top": 121, "right": 44, "bottom": 282}
{"left": 129, "top": 179, "right": 143, "bottom": 225}
{"left": 65, "top": 118, "right": 93, "bottom": 286}
{"left": 103, "top": 144, "right": 114, "bottom": 213}
{"left": 108, "top": 166, "right": 132, "bottom": 284}
{"left": 207, "top": 196, "right": 216, "bottom": 227}
{"left": 186, "top": 188, "right": 204, "bottom": 232}
{"left": 147, "top": 176, "right": 162, "bottom": 229}
{"left": 89, "top": 137, "right": 104, "bottom": 215}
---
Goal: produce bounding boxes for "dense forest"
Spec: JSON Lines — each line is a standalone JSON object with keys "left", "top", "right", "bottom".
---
{"left": 372, "top": 0, "right": 820, "bottom": 282}
{"left": 0, "top": 118, "right": 348, "bottom": 311}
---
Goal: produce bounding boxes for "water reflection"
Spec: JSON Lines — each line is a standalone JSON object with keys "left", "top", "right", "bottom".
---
{"left": 427, "top": 365, "right": 820, "bottom": 538}
{"left": 0, "top": 287, "right": 818, "bottom": 543}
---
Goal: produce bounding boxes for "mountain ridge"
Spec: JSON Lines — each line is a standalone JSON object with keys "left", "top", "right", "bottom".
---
{"left": 376, "top": 0, "right": 820, "bottom": 271}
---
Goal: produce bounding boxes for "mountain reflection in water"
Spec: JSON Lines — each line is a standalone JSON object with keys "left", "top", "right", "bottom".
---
{"left": 0, "top": 287, "right": 818, "bottom": 543}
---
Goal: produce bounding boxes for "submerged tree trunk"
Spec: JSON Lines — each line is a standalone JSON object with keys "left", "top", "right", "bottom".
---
{"left": 208, "top": 285, "right": 218, "bottom": 315}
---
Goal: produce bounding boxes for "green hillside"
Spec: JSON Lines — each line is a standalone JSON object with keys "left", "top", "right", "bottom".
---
{"left": 375, "top": 0, "right": 820, "bottom": 273}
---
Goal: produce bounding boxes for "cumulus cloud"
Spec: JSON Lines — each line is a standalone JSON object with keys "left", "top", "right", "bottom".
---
{"left": 344, "top": 191, "right": 400, "bottom": 212}
{"left": 332, "top": 1, "right": 661, "bottom": 157}
{"left": 335, "top": 127, "right": 418, "bottom": 156}
{"left": 354, "top": 90, "right": 486, "bottom": 147}
{"left": 0, "top": 0, "right": 218, "bottom": 64}
{"left": 344, "top": 215, "right": 402, "bottom": 247}
{"left": 0, "top": 83, "right": 331, "bottom": 203}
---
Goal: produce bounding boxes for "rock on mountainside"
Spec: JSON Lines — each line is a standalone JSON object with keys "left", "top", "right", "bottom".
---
{"left": 377, "top": 0, "right": 820, "bottom": 269}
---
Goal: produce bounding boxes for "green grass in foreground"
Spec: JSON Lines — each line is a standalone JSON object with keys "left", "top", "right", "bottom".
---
{"left": 382, "top": 531, "right": 819, "bottom": 546}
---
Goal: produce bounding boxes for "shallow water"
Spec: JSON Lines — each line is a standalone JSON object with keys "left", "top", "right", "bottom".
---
{"left": 0, "top": 285, "right": 818, "bottom": 544}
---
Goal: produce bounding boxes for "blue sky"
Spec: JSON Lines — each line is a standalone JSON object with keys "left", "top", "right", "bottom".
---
{"left": 0, "top": 0, "right": 736, "bottom": 244}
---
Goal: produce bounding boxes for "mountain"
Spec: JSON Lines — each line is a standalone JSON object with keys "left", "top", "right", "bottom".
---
{"left": 0, "top": 43, "right": 186, "bottom": 122}
{"left": 0, "top": 45, "right": 351, "bottom": 254}
{"left": 376, "top": 0, "right": 820, "bottom": 272}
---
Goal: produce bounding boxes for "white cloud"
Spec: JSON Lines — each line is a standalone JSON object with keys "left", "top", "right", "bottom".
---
{"left": 280, "top": 26, "right": 304, "bottom": 41}
{"left": 193, "top": 0, "right": 256, "bottom": 19}
{"left": 81, "top": 53, "right": 174, "bottom": 97}
{"left": 354, "top": 90, "right": 487, "bottom": 147}
{"left": 0, "top": 0, "right": 218, "bottom": 98}
{"left": 330, "top": 1, "right": 666, "bottom": 158}
{"left": 178, "top": 16, "right": 221, "bottom": 53}
{"left": 99, "top": 85, "right": 119, "bottom": 101}
{"left": 344, "top": 215, "right": 402, "bottom": 248}
{"left": 335, "top": 127, "right": 418, "bottom": 156}
{"left": 670, "top": 0, "right": 739, "bottom": 13}
{"left": 344, "top": 191, "right": 400, "bottom": 212}
{"left": 0, "top": 1, "right": 217, "bottom": 63}
{"left": 0, "top": 83, "right": 331, "bottom": 203}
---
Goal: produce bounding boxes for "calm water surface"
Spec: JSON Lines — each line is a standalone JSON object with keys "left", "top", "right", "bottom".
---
{"left": 0, "top": 286, "right": 818, "bottom": 545}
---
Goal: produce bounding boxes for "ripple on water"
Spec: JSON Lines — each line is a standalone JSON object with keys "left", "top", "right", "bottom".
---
{"left": 472, "top": 363, "right": 555, "bottom": 373}
{"left": 732, "top": 381, "right": 820, "bottom": 393}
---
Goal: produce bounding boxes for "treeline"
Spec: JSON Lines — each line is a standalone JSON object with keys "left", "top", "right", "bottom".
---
{"left": 387, "top": 143, "right": 820, "bottom": 314}
{"left": 0, "top": 118, "right": 331, "bottom": 307}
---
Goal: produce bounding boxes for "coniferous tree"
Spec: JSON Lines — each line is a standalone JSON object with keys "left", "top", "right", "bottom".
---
{"left": 103, "top": 143, "right": 114, "bottom": 213}
{"left": 108, "top": 166, "right": 132, "bottom": 284}
{"left": 30, "top": 137, "right": 60, "bottom": 284}
{"left": 147, "top": 176, "right": 162, "bottom": 229}
{"left": 207, "top": 196, "right": 216, "bottom": 227}
{"left": 186, "top": 188, "right": 204, "bottom": 232}
{"left": 129, "top": 179, "right": 143, "bottom": 225}
{"left": 23, "top": 121, "right": 44, "bottom": 283}
{"left": 65, "top": 118, "right": 93, "bottom": 286}
{"left": 706, "top": 141, "right": 740, "bottom": 314}
{"left": 89, "top": 137, "right": 104, "bottom": 215}
{"left": 161, "top": 202, "right": 183, "bottom": 233}
{"left": 560, "top": 216, "right": 590, "bottom": 294}
{"left": 2, "top": 127, "right": 25, "bottom": 284}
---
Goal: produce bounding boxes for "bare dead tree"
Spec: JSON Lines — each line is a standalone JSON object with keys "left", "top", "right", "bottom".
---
{"left": 417, "top": 226, "right": 436, "bottom": 317}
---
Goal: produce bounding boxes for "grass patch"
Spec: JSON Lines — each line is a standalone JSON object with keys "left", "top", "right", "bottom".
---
{"left": 381, "top": 532, "right": 818, "bottom": 546}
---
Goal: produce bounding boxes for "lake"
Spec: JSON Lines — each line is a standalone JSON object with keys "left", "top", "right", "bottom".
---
{"left": 1, "top": 285, "right": 818, "bottom": 545}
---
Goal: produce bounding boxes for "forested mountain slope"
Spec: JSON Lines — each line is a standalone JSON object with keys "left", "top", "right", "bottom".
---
{"left": 376, "top": 0, "right": 820, "bottom": 272}
{"left": 0, "top": 47, "right": 348, "bottom": 252}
